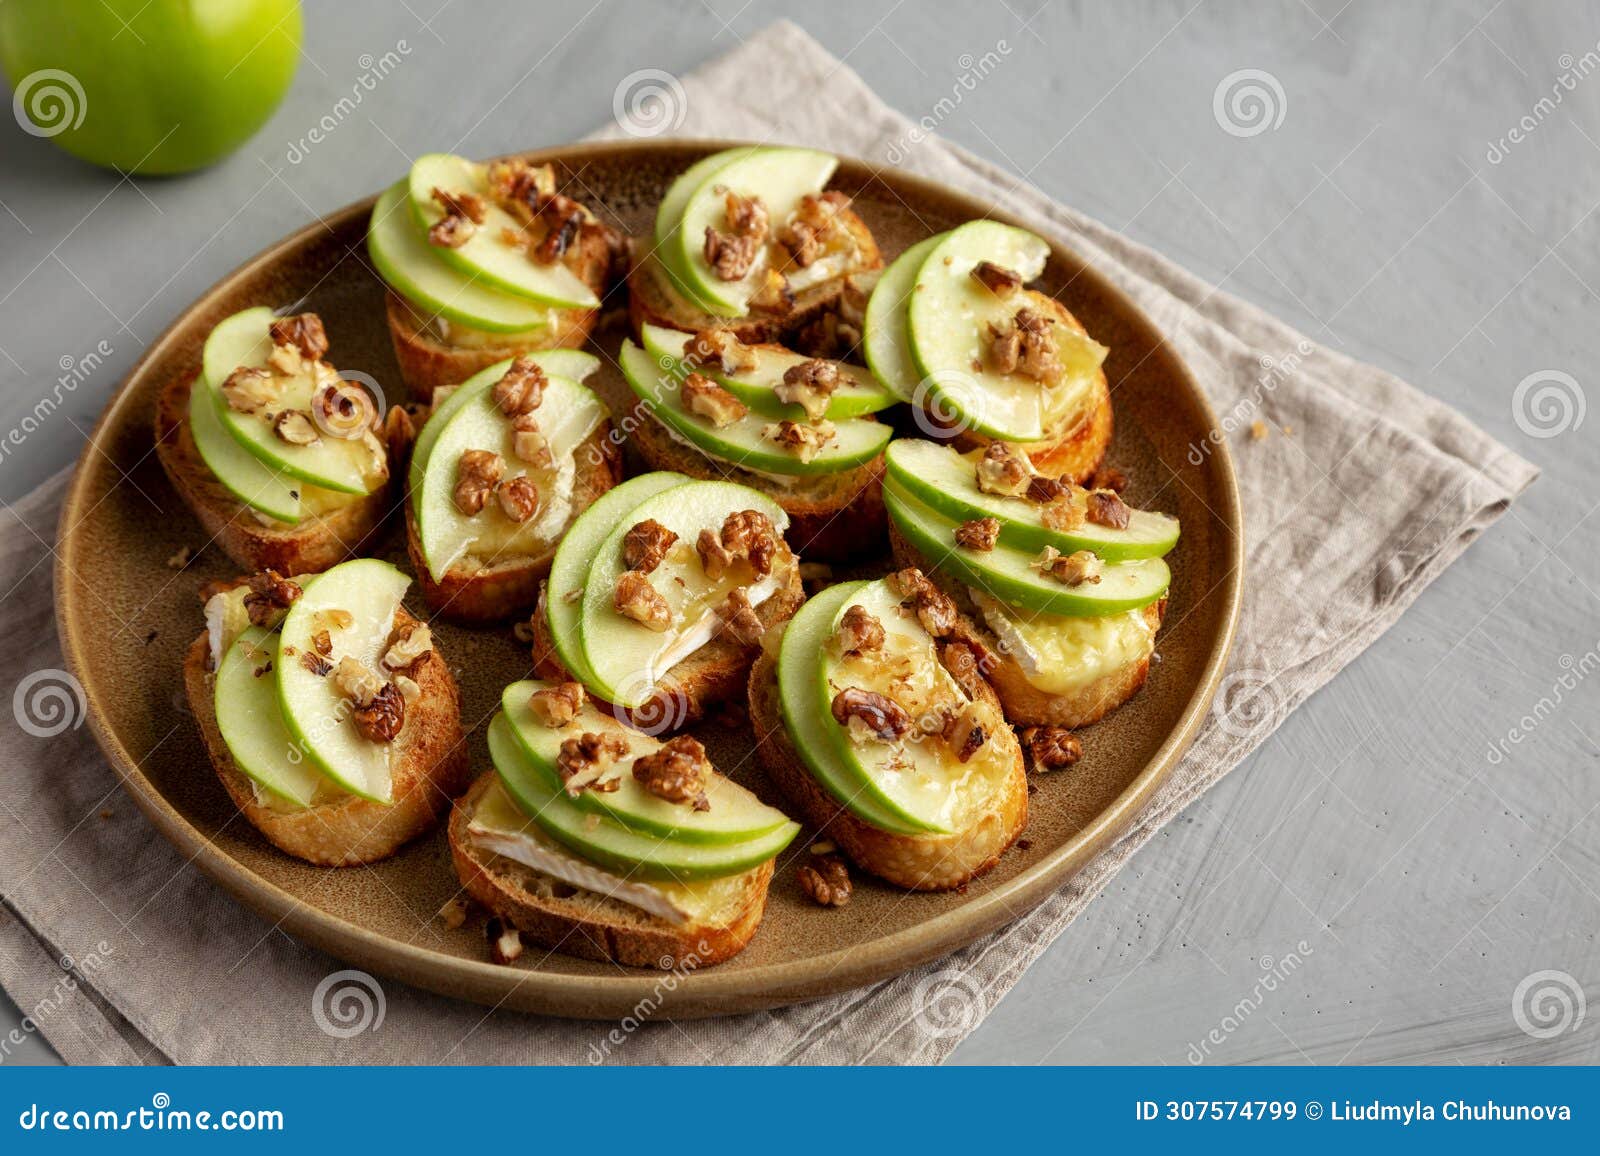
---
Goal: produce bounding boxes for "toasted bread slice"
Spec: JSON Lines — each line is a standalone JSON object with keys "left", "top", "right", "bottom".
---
{"left": 181, "top": 610, "right": 469, "bottom": 866}
{"left": 449, "top": 771, "right": 774, "bottom": 968}
{"left": 887, "top": 524, "right": 1163, "bottom": 728}
{"left": 529, "top": 555, "right": 806, "bottom": 729}
{"left": 627, "top": 205, "right": 882, "bottom": 345}
{"left": 624, "top": 401, "right": 886, "bottom": 562}
{"left": 154, "top": 375, "right": 393, "bottom": 577}
{"left": 748, "top": 643, "right": 1027, "bottom": 891}
{"left": 404, "top": 425, "right": 623, "bottom": 624}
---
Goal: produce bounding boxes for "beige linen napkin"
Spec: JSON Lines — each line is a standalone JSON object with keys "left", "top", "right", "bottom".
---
{"left": 0, "top": 23, "right": 1535, "bottom": 1066}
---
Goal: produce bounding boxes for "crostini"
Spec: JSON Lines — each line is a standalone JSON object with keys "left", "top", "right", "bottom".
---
{"left": 368, "top": 153, "right": 625, "bottom": 400}
{"left": 879, "top": 438, "right": 1177, "bottom": 732}
{"left": 616, "top": 333, "right": 891, "bottom": 560}
{"left": 863, "top": 222, "right": 1113, "bottom": 482}
{"left": 403, "top": 350, "right": 621, "bottom": 623}
{"left": 529, "top": 472, "right": 805, "bottom": 730}
{"left": 449, "top": 679, "right": 799, "bottom": 967}
{"left": 628, "top": 146, "right": 882, "bottom": 346}
{"left": 155, "top": 307, "right": 399, "bottom": 576}
{"left": 183, "top": 559, "right": 468, "bottom": 866}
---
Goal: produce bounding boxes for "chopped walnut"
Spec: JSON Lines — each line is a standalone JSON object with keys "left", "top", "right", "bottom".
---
{"left": 431, "top": 187, "right": 487, "bottom": 224}
{"left": 631, "top": 736, "right": 712, "bottom": 811}
{"left": 762, "top": 419, "right": 836, "bottom": 464}
{"left": 778, "top": 191, "right": 849, "bottom": 268}
{"left": 940, "top": 708, "right": 988, "bottom": 762}
{"left": 311, "top": 629, "right": 332, "bottom": 657}
{"left": 1026, "top": 475, "right": 1069, "bottom": 503}
{"left": 682, "top": 329, "right": 756, "bottom": 375}
{"left": 268, "top": 313, "right": 329, "bottom": 361}
{"left": 486, "top": 158, "right": 556, "bottom": 211}
{"left": 492, "top": 357, "right": 547, "bottom": 417}
{"left": 528, "top": 682, "right": 584, "bottom": 728}
{"left": 987, "top": 307, "right": 1060, "bottom": 381}
{"left": 837, "top": 604, "right": 885, "bottom": 657}
{"left": 428, "top": 213, "right": 476, "bottom": 248}
{"left": 724, "top": 189, "right": 769, "bottom": 238}
{"left": 533, "top": 196, "right": 585, "bottom": 264}
{"left": 334, "top": 655, "right": 385, "bottom": 705}
{"left": 970, "top": 260, "right": 1022, "bottom": 297}
{"left": 703, "top": 226, "right": 761, "bottom": 281}
{"left": 938, "top": 639, "right": 990, "bottom": 701}
{"left": 622, "top": 519, "right": 678, "bottom": 575}
{"left": 798, "top": 853, "right": 852, "bottom": 907}
{"left": 352, "top": 682, "right": 405, "bottom": 743}
{"left": 955, "top": 517, "right": 1000, "bottom": 551}
{"left": 776, "top": 359, "right": 840, "bottom": 422}
{"left": 695, "top": 529, "right": 733, "bottom": 581}
{"left": 1031, "top": 546, "right": 1102, "bottom": 586}
{"left": 831, "top": 687, "right": 912, "bottom": 743}
{"left": 976, "top": 442, "right": 1033, "bottom": 497}
{"left": 272, "top": 410, "right": 321, "bottom": 446}
{"left": 382, "top": 622, "right": 433, "bottom": 671}
{"left": 487, "top": 919, "right": 523, "bottom": 965}
{"left": 1041, "top": 497, "right": 1086, "bottom": 531}
{"left": 718, "top": 509, "right": 780, "bottom": 577}
{"left": 454, "top": 449, "right": 505, "bottom": 516}
{"left": 887, "top": 567, "right": 959, "bottom": 639}
{"left": 510, "top": 413, "right": 552, "bottom": 468}
{"left": 496, "top": 475, "right": 540, "bottom": 523}
{"left": 1086, "top": 490, "right": 1131, "bottom": 529}
{"left": 219, "top": 366, "right": 276, "bottom": 413}
{"left": 715, "top": 587, "right": 765, "bottom": 646}
{"left": 681, "top": 372, "right": 748, "bottom": 428}
{"left": 243, "top": 570, "right": 301, "bottom": 627}
{"left": 437, "top": 896, "right": 469, "bottom": 930}
{"left": 165, "top": 545, "right": 194, "bottom": 571}
{"left": 556, "top": 731, "right": 630, "bottom": 793}
{"left": 300, "top": 650, "right": 333, "bottom": 677}
{"left": 1021, "top": 725, "right": 1082, "bottom": 772}
{"left": 614, "top": 571, "right": 671, "bottom": 631}
{"left": 266, "top": 341, "right": 304, "bottom": 376}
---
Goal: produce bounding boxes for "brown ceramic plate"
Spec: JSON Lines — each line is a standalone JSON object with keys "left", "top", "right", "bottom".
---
{"left": 54, "top": 140, "right": 1242, "bottom": 1019}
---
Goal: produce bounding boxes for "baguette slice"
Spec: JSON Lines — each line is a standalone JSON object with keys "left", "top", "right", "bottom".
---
{"left": 888, "top": 523, "right": 1163, "bottom": 728}
{"left": 529, "top": 555, "right": 806, "bottom": 730}
{"left": 748, "top": 642, "right": 1027, "bottom": 891}
{"left": 627, "top": 205, "right": 882, "bottom": 346}
{"left": 404, "top": 425, "right": 623, "bottom": 624}
{"left": 448, "top": 772, "right": 775, "bottom": 968}
{"left": 181, "top": 609, "right": 469, "bottom": 866}
{"left": 154, "top": 374, "right": 393, "bottom": 577}
{"left": 623, "top": 400, "right": 886, "bottom": 562}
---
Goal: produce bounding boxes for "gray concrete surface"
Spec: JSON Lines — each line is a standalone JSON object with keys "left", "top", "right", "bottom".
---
{"left": 1, "top": 0, "right": 1597, "bottom": 1065}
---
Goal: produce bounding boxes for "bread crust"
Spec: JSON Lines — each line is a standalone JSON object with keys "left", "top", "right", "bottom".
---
{"left": 448, "top": 772, "right": 774, "bottom": 968}
{"left": 404, "top": 424, "right": 623, "bottom": 624}
{"left": 748, "top": 646, "right": 1027, "bottom": 891}
{"left": 181, "top": 610, "right": 469, "bottom": 867}
{"left": 154, "top": 375, "right": 393, "bottom": 577}
{"left": 529, "top": 554, "right": 805, "bottom": 729}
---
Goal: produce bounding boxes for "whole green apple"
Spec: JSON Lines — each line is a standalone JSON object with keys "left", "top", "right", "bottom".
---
{"left": 1, "top": 0, "right": 302, "bottom": 174}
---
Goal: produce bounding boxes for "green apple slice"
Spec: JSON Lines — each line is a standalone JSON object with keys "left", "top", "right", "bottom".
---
{"left": 501, "top": 681, "right": 792, "bottom": 844}
{"left": 487, "top": 715, "right": 798, "bottom": 881}
{"left": 408, "top": 349, "right": 599, "bottom": 485}
{"left": 776, "top": 582, "right": 928, "bottom": 835}
{"left": 215, "top": 626, "right": 327, "bottom": 808}
{"left": 884, "top": 479, "right": 1169, "bottom": 616}
{"left": 578, "top": 478, "right": 789, "bottom": 709}
{"left": 407, "top": 153, "right": 600, "bottom": 309}
{"left": 884, "top": 439, "right": 1180, "bottom": 560}
{"left": 653, "top": 148, "right": 757, "bottom": 313}
{"left": 618, "top": 340, "right": 890, "bottom": 476}
{"left": 413, "top": 366, "right": 607, "bottom": 580}
{"left": 201, "top": 307, "right": 381, "bottom": 495}
{"left": 368, "top": 182, "right": 553, "bottom": 334}
{"left": 639, "top": 322, "right": 896, "bottom": 419}
{"left": 188, "top": 374, "right": 303, "bottom": 524}
{"left": 862, "top": 234, "right": 945, "bottom": 400}
{"left": 544, "top": 471, "right": 691, "bottom": 687}
{"left": 907, "top": 221, "right": 1107, "bottom": 442}
{"left": 674, "top": 147, "right": 837, "bottom": 316}
{"left": 276, "top": 559, "right": 411, "bottom": 802}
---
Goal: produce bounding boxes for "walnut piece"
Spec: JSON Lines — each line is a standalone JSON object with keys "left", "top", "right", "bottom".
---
{"left": 762, "top": 419, "right": 836, "bottom": 464}
{"left": 243, "top": 570, "right": 301, "bottom": 627}
{"left": 887, "top": 567, "right": 959, "bottom": 639}
{"left": 510, "top": 414, "right": 552, "bottom": 467}
{"left": 694, "top": 529, "right": 733, "bottom": 581}
{"left": 486, "top": 158, "right": 556, "bottom": 212}
{"left": 724, "top": 189, "right": 769, "bottom": 238}
{"left": 528, "top": 682, "right": 584, "bottom": 728}
{"left": 556, "top": 731, "right": 631, "bottom": 793}
{"left": 300, "top": 650, "right": 333, "bottom": 677}
{"left": 428, "top": 213, "right": 476, "bottom": 248}
{"left": 717, "top": 509, "right": 780, "bottom": 578}
{"left": 955, "top": 516, "right": 1000, "bottom": 551}
{"left": 837, "top": 604, "right": 884, "bottom": 657}
{"left": 970, "top": 260, "right": 1022, "bottom": 296}
{"left": 714, "top": 587, "right": 765, "bottom": 646}
{"left": 987, "top": 307, "right": 1060, "bottom": 381}
{"left": 976, "top": 442, "right": 1033, "bottom": 497}
{"left": 493, "top": 357, "right": 547, "bottom": 417}
{"left": 352, "top": 682, "right": 406, "bottom": 743}
{"left": 1031, "top": 546, "right": 1102, "bottom": 586}
{"left": 941, "top": 708, "right": 988, "bottom": 763}
{"left": 430, "top": 187, "right": 486, "bottom": 224}
{"left": 487, "top": 919, "right": 522, "bottom": 965}
{"left": 1022, "top": 725, "right": 1082, "bottom": 772}
{"left": 334, "top": 655, "right": 385, "bottom": 705}
{"left": 631, "top": 736, "right": 712, "bottom": 811}
{"left": 622, "top": 519, "right": 678, "bottom": 575}
{"left": 831, "top": 687, "right": 912, "bottom": 743}
{"left": 533, "top": 195, "right": 584, "bottom": 264}
{"left": 496, "top": 475, "right": 540, "bottom": 523}
{"left": 273, "top": 410, "right": 321, "bottom": 446}
{"left": 798, "top": 853, "right": 852, "bottom": 907}
{"left": 683, "top": 329, "right": 756, "bottom": 375}
{"left": 1086, "top": 490, "right": 1131, "bottom": 529}
{"left": 454, "top": 449, "right": 505, "bottom": 516}
{"left": 938, "top": 639, "right": 990, "bottom": 701}
{"left": 681, "top": 372, "right": 748, "bottom": 428}
{"left": 1026, "top": 475, "right": 1069, "bottom": 503}
{"left": 776, "top": 359, "right": 840, "bottom": 422}
{"left": 220, "top": 366, "right": 276, "bottom": 413}
{"left": 268, "top": 313, "right": 329, "bottom": 362}
{"left": 614, "top": 570, "right": 671, "bottom": 631}
{"left": 382, "top": 622, "right": 433, "bottom": 671}
{"left": 702, "top": 189, "right": 768, "bottom": 281}
{"left": 778, "top": 191, "right": 849, "bottom": 268}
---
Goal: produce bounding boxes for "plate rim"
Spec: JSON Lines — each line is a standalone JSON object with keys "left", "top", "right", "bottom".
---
{"left": 53, "top": 137, "right": 1244, "bottom": 1020}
